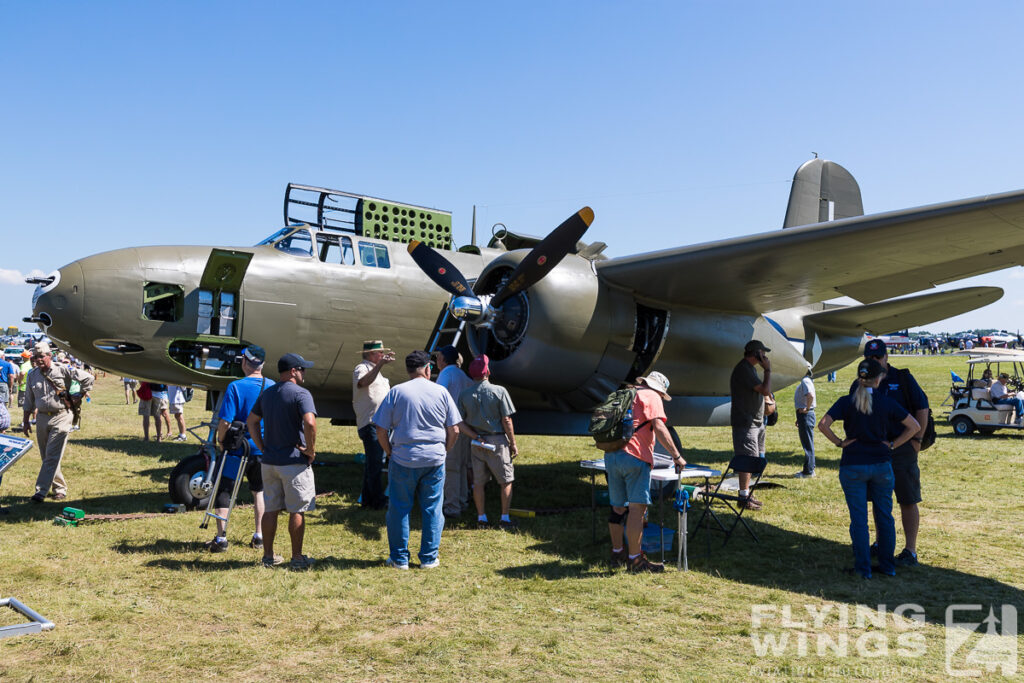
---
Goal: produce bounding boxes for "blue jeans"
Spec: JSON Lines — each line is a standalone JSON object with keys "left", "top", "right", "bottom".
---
{"left": 358, "top": 425, "right": 387, "bottom": 508}
{"left": 994, "top": 397, "right": 1024, "bottom": 419}
{"left": 385, "top": 461, "right": 445, "bottom": 566}
{"left": 839, "top": 463, "right": 896, "bottom": 578}
{"left": 796, "top": 410, "right": 816, "bottom": 474}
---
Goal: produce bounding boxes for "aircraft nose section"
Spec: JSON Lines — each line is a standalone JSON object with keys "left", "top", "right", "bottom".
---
{"left": 29, "top": 262, "right": 85, "bottom": 341}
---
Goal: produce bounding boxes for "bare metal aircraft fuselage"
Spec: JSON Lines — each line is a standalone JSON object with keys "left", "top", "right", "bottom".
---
{"left": 31, "top": 238, "right": 819, "bottom": 433}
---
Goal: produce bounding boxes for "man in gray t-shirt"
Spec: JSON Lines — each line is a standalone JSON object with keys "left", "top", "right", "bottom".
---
{"left": 373, "top": 350, "right": 461, "bottom": 569}
{"left": 729, "top": 340, "right": 772, "bottom": 510}
{"left": 248, "top": 353, "right": 317, "bottom": 570}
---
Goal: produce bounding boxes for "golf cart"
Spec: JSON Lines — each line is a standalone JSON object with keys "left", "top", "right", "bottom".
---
{"left": 946, "top": 350, "right": 1024, "bottom": 435}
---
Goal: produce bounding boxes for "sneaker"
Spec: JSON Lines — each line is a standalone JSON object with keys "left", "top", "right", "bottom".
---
{"left": 261, "top": 554, "right": 285, "bottom": 567}
{"left": 30, "top": 493, "right": 45, "bottom": 504}
{"left": 173, "top": 434, "right": 187, "bottom": 442}
{"left": 610, "top": 548, "right": 629, "bottom": 569}
{"left": 289, "top": 555, "right": 315, "bottom": 571}
{"left": 870, "top": 542, "right": 879, "bottom": 557}
{"left": 793, "top": 471, "right": 815, "bottom": 478}
{"left": 249, "top": 535, "right": 263, "bottom": 549}
{"left": 476, "top": 520, "right": 492, "bottom": 530}
{"left": 48, "top": 492, "right": 67, "bottom": 501}
{"left": 205, "top": 537, "right": 228, "bottom": 553}
{"left": 894, "top": 548, "right": 919, "bottom": 567}
{"left": 498, "top": 519, "right": 519, "bottom": 532}
{"left": 385, "top": 558, "right": 409, "bottom": 570}
{"left": 420, "top": 559, "right": 440, "bottom": 569}
{"left": 748, "top": 494, "right": 764, "bottom": 506}
{"left": 627, "top": 552, "right": 666, "bottom": 574}
{"left": 737, "top": 496, "right": 761, "bottom": 511}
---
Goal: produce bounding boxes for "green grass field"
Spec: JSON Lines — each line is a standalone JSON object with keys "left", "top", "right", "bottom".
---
{"left": 1, "top": 355, "right": 1022, "bottom": 681}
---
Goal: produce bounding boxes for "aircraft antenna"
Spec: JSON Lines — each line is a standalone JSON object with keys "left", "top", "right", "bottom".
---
{"left": 471, "top": 205, "right": 477, "bottom": 247}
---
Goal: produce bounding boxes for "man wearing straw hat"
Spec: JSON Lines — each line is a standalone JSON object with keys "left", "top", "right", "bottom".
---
{"left": 353, "top": 340, "right": 396, "bottom": 509}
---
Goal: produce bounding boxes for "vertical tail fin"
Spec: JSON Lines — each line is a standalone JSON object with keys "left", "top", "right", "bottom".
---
{"left": 783, "top": 158, "right": 864, "bottom": 228}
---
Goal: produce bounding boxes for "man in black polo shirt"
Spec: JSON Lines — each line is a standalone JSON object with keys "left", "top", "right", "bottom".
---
{"left": 853, "top": 339, "right": 929, "bottom": 566}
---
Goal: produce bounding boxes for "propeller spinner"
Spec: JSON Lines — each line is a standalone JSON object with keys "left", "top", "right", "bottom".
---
{"left": 408, "top": 207, "right": 594, "bottom": 329}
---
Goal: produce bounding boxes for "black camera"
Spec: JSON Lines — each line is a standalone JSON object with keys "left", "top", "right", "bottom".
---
{"left": 220, "top": 420, "right": 248, "bottom": 452}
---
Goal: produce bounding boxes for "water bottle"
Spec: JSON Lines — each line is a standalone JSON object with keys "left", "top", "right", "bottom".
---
{"left": 621, "top": 407, "right": 634, "bottom": 440}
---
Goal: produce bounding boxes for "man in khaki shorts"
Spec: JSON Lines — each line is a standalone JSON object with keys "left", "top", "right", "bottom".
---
{"left": 456, "top": 355, "right": 519, "bottom": 531}
{"left": 248, "top": 353, "right": 317, "bottom": 570}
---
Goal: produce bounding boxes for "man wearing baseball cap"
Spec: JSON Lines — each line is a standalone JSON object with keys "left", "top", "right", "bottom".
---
{"left": 373, "top": 350, "right": 461, "bottom": 569}
{"left": 248, "top": 352, "right": 317, "bottom": 570}
{"left": 204, "top": 345, "right": 269, "bottom": 553}
{"left": 21, "top": 341, "right": 94, "bottom": 502}
{"left": 456, "top": 355, "right": 519, "bottom": 530}
{"left": 852, "top": 338, "right": 929, "bottom": 567}
{"left": 730, "top": 340, "right": 773, "bottom": 510}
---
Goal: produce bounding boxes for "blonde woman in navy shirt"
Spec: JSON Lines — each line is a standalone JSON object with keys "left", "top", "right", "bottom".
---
{"left": 819, "top": 358, "right": 919, "bottom": 579}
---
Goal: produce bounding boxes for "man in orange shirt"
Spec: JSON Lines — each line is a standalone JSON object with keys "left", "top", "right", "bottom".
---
{"left": 605, "top": 372, "right": 686, "bottom": 573}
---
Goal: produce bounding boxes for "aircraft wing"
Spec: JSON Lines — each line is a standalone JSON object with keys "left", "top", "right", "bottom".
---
{"left": 596, "top": 189, "right": 1024, "bottom": 312}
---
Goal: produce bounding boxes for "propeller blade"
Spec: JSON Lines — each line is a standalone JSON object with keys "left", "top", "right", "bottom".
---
{"left": 407, "top": 240, "right": 474, "bottom": 298}
{"left": 490, "top": 207, "right": 594, "bottom": 308}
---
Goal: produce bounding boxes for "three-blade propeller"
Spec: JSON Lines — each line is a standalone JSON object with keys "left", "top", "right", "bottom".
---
{"left": 407, "top": 206, "right": 594, "bottom": 324}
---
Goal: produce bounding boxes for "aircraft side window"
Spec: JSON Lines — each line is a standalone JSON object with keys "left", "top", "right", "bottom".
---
{"left": 142, "top": 283, "right": 184, "bottom": 322}
{"left": 374, "top": 244, "right": 390, "bottom": 269}
{"left": 341, "top": 236, "right": 355, "bottom": 265}
{"left": 318, "top": 234, "right": 342, "bottom": 264}
{"left": 358, "top": 242, "right": 377, "bottom": 267}
{"left": 274, "top": 229, "right": 314, "bottom": 257}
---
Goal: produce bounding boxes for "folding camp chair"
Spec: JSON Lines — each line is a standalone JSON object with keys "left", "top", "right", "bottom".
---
{"left": 691, "top": 454, "right": 767, "bottom": 546}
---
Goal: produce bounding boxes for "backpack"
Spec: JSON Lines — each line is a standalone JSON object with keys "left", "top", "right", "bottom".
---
{"left": 897, "top": 368, "right": 935, "bottom": 450}
{"left": 589, "top": 386, "right": 651, "bottom": 451}
{"left": 183, "top": 387, "right": 194, "bottom": 403}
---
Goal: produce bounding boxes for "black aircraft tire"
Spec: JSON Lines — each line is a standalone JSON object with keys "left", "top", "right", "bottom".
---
{"left": 169, "top": 453, "right": 211, "bottom": 510}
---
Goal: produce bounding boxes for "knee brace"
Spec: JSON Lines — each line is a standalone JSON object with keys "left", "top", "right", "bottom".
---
{"left": 608, "top": 508, "right": 628, "bottom": 525}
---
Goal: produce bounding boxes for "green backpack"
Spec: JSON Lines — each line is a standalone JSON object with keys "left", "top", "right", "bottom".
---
{"left": 589, "top": 386, "right": 648, "bottom": 451}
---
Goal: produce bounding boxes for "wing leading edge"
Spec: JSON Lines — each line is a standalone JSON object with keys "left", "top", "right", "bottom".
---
{"left": 597, "top": 189, "right": 1024, "bottom": 313}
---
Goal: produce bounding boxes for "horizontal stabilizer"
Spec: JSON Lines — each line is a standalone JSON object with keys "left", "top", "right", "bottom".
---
{"left": 803, "top": 286, "right": 1003, "bottom": 335}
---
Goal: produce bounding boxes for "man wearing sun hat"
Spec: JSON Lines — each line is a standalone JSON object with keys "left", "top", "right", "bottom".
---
{"left": 604, "top": 370, "right": 685, "bottom": 573}
{"left": 353, "top": 340, "right": 396, "bottom": 510}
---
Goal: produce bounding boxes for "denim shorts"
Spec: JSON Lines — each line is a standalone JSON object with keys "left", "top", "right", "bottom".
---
{"left": 604, "top": 450, "right": 652, "bottom": 507}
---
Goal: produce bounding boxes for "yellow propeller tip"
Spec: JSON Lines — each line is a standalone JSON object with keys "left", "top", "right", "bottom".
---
{"left": 407, "top": 240, "right": 421, "bottom": 253}
{"left": 579, "top": 207, "right": 594, "bottom": 226}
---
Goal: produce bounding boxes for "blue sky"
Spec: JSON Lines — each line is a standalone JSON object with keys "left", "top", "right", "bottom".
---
{"left": 3, "top": 2, "right": 1024, "bottom": 333}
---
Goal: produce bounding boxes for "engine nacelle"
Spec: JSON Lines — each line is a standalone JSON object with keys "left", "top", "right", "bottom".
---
{"left": 470, "top": 253, "right": 636, "bottom": 407}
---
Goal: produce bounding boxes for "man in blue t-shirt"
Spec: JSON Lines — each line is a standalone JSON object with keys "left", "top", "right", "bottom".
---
{"left": 203, "top": 345, "right": 268, "bottom": 553}
{"left": 374, "top": 350, "right": 461, "bottom": 570}
{"left": 0, "top": 357, "right": 14, "bottom": 407}
{"left": 248, "top": 353, "right": 317, "bottom": 570}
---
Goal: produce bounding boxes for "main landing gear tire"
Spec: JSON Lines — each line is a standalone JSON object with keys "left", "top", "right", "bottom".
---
{"left": 951, "top": 416, "right": 975, "bottom": 436}
{"left": 168, "top": 452, "right": 212, "bottom": 510}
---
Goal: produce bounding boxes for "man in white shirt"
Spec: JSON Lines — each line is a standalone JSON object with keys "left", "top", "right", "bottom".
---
{"left": 353, "top": 340, "right": 395, "bottom": 509}
{"left": 990, "top": 373, "right": 1024, "bottom": 425}
{"left": 792, "top": 369, "right": 816, "bottom": 478}
{"left": 433, "top": 346, "right": 473, "bottom": 519}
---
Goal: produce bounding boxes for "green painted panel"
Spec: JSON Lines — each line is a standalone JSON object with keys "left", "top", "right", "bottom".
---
{"left": 356, "top": 198, "right": 452, "bottom": 250}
